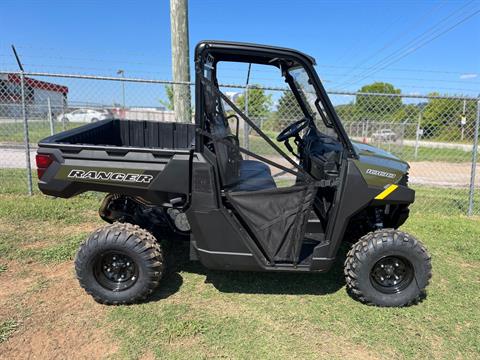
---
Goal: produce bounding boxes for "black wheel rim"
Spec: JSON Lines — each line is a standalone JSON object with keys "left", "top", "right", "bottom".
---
{"left": 370, "top": 256, "right": 414, "bottom": 294}
{"left": 94, "top": 251, "right": 138, "bottom": 291}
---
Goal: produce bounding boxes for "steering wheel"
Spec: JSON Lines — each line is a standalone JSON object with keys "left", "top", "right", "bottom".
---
{"left": 276, "top": 118, "right": 309, "bottom": 142}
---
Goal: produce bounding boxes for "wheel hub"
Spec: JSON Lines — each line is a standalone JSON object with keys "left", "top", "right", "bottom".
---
{"left": 370, "top": 256, "right": 414, "bottom": 294}
{"left": 94, "top": 251, "right": 138, "bottom": 291}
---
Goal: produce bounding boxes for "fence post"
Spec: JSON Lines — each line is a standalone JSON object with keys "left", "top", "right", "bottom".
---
{"left": 20, "top": 73, "right": 33, "bottom": 195}
{"left": 467, "top": 99, "right": 480, "bottom": 216}
{"left": 243, "top": 84, "right": 250, "bottom": 158}
{"left": 62, "top": 102, "right": 67, "bottom": 131}
{"left": 399, "top": 120, "right": 407, "bottom": 157}
{"left": 414, "top": 110, "right": 422, "bottom": 160}
{"left": 47, "top": 97, "right": 54, "bottom": 135}
{"left": 365, "top": 120, "right": 369, "bottom": 142}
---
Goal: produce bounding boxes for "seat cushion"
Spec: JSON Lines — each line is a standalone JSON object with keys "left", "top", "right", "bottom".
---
{"left": 229, "top": 160, "right": 277, "bottom": 192}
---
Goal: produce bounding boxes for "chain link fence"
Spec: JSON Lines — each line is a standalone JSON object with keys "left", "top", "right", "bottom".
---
{"left": 1, "top": 71, "right": 478, "bottom": 215}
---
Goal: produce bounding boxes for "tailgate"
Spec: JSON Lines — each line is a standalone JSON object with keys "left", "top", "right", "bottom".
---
{"left": 36, "top": 145, "right": 192, "bottom": 203}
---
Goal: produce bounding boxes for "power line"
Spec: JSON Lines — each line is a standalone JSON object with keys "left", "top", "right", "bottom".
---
{"left": 218, "top": 64, "right": 479, "bottom": 85}
{"left": 331, "top": 75, "right": 480, "bottom": 85}
{"left": 0, "top": 51, "right": 173, "bottom": 68}
{"left": 332, "top": 3, "right": 411, "bottom": 66}
{"left": 336, "top": 2, "right": 478, "bottom": 89}
{"left": 13, "top": 44, "right": 164, "bottom": 58}
{"left": 316, "top": 64, "right": 477, "bottom": 75}
{"left": 336, "top": 3, "right": 475, "bottom": 88}
{"left": 337, "top": 1, "right": 475, "bottom": 85}
{"left": 3, "top": 58, "right": 476, "bottom": 89}
{"left": 330, "top": 83, "right": 479, "bottom": 94}
{"left": 3, "top": 52, "right": 473, "bottom": 77}
{"left": 337, "top": 0, "right": 447, "bottom": 80}
{"left": 216, "top": 62, "right": 479, "bottom": 78}
{"left": 339, "top": 7, "right": 480, "bottom": 90}
{"left": 338, "top": 4, "right": 479, "bottom": 89}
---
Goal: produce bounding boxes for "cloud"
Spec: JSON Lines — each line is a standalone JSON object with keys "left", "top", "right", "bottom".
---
{"left": 459, "top": 73, "right": 478, "bottom": 79}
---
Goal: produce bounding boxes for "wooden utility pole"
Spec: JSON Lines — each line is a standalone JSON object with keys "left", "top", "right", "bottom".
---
{"left": 170, "top": 0, "right": 191, "bottom": 123}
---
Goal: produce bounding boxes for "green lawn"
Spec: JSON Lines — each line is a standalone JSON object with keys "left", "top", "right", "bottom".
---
{"left": 0, "top": 120, "right": 473, "bottom": 164}
{"left": 0, "top": 169, "right": 479, "bottom": 358}
{"left": 0, "top": 121, "right": 84, "bottom": 144}
{"left": 412, "top": 185, "right": 479, "bottom": 216}
{"left": 241, "top": 131, "right": 473, "bottom": 163}
{"left": 371, "top": 143, "right": 473, "bottom": 163}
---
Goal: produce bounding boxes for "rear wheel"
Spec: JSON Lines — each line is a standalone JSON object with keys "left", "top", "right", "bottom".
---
{"left": 75, "top": 222, "right": 164, "bottom": 305}
{"left": 344, "top": 229, "right": 431, "bottom": 307}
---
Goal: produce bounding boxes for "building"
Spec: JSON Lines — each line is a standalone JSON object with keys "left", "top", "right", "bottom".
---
{"left": 0, "top": 73, "right": 68, "bottom": 118}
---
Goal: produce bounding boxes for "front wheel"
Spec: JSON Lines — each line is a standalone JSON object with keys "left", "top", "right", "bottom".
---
{"left": 75, "top": 222, "right": 164, "bottom": 305}
{"left": 344, "top": 229, "right": 431, "bottom": 307}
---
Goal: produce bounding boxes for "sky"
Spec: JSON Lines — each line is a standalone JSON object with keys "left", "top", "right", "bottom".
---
{"left": 0, "top": 0, "right": 479, "bottom": 107}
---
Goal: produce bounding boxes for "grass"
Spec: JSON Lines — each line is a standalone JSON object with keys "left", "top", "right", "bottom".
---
{"left": 240, "top": 131, "right": 473, "bottom": 163}
{"left": 0, "top": 320, "right": 19, "bottom": 343}
{"left": 107, "top": 212, "right": 479, "bottom": 359}
{"left": 370, "top": 143, "right": 473, "bottom": 163}
{"left": 103, "top": 211, "right": 480, "bottom": 359}
{"left": 0, "top": 169, "right": 102, "bottom": 263}
{"left": 1, "top": 120, "right": 470, "bottom": 164}
{"left": 412, "top": 185, "right": 479, "bottom": 216}
{"left": 0, "top": 121, "right": 84, "bottom": 144}
{"left": 0, "top": 169, "right": 479, "bottom": 358}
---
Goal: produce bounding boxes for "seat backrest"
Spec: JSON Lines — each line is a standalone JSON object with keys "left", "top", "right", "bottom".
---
{"left": 210, "top": 115, "right": 242, "bottom": 187}
{"left": 203, "top": 81, "right": 242, "bottom": 187}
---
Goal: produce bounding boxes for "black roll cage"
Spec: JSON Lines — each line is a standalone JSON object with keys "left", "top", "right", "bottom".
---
{"left": 194, "top": 40, "right": 357, "bottom": 159}
{"left": 196, "top": 75, "right": 313, "bottom": 182}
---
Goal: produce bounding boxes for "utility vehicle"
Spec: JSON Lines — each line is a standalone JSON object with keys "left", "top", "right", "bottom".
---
{"left": 36, "top": 41, "right": 431, "bottom": 307}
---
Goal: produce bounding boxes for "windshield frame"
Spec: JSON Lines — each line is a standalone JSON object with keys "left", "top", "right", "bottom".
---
{"left": 284, "top": 62, "right": 356, "bottom": 158}
{"left": 286, "top": 65, "right": 332, "bottom": 128}
{"left": 195, "top": 41, "right": 357, "bottom": 158}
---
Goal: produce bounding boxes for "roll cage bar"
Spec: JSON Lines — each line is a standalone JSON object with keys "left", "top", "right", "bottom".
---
{"left": 196, "top": 74, "right": 314, "bottom": 183}
{"left": 194, "top": 40, "right": 357, "bottom": 159}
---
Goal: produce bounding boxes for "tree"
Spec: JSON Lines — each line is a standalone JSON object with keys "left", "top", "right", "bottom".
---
{"left": 421, "top": 93, "right": 476, "bottom": 139}
{"left": 423, "top": 93, "right": 459, "bottom": 127}
{"left": 356, "top": 82, "right": 402, "bottom": 115}
{"left": 263, "top": 90, "right": 303, "bottom": 131}
{"left": 235, "top": 86, "right": 272, "bottom": 121}
{"left": 160, "top": 85, "right": 174, "bottom": 110}
{"left": 392, "top": 103, "right": 421, "bottom": 123}
{"left": 335, "top": 103, "right": 357, "bottom": 123}
{"left": 276, "top": 90, "right": 303, "bottom": 121}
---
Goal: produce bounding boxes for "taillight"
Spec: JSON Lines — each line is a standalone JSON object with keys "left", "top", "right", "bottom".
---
{"left": 35, "top": 154, "right": 53, "bottom": 179}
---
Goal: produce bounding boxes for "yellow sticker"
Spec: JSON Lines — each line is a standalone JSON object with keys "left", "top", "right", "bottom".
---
{"left": 374, "top": 184, "right": 398, "bottom": 200}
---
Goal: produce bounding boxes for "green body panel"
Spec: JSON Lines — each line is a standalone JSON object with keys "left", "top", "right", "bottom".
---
{"left": 351, "top": 141, "right": 409, "bottom": 188}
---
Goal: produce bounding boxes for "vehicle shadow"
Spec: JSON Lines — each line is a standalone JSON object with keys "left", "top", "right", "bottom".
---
{"left": 148, "top": 241, "right": 349, "bottom": 300}
{"left": 148, "top": 271, "right": 184, "bottom": 302}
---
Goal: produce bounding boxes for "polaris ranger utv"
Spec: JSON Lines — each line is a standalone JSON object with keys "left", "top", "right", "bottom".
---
{"left": 36, "top": 41, "right": 431, "bottom": 307}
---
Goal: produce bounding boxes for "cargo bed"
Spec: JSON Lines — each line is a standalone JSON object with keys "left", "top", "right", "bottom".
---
{"left": 40, "top": 119, "right": 196, "bottom": 150}
{"left": 36, "top": 119, "right": 197, "bottom": 202}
